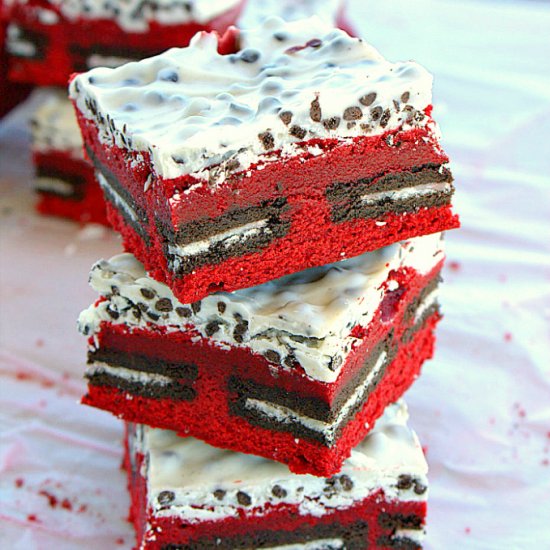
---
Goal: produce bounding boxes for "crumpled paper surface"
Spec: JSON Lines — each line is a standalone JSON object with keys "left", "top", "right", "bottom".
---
{"left": 1, "top": 1, "right": 549, "bottom": 548}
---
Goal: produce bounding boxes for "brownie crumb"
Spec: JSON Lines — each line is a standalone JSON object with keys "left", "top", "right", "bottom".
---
{"left": 140, "top": 288, "right": 155, "bottom": 299}
{"left": 264, "top": 350, "right": 281, "bottom": 364}
{"left": 323, "top": 116, "right": 341, "bottom": 130}
{"left": 397, "top": 474, "right": 413, "bottom": 490}
{"left": 401, "top": 91, "right": 410, "bottom": 103}
{"left": 340, "top": 475, "right": 354, "bottom": 491}
{"left": 217, "top": 302, "right": 227, "bottom": 314}
{"left": 258, "top": 131, "right": 275, "bottom": 150}
{"left": 147, "top": 311, "right": 160, "bottom": 321}
{"left": 213, "top": 489, "right": 226, "bottom": 501}
{"left": 271, "top": 485, "right": 287, "bottom": 498}
{"left": 236, "top": 491, "right": 252, "bottom": 506}
{"left": 343, "top": 106, "right": 362, "bottom": 121}
{"left": 279, "top": 111, "right": 293, "bottom": 125}
{"left": 290, "top": 125, "right": 307, "bottom": 139}
{"left": 233, "top": 322, "right": 249, "bottom": 343}
{"left": 347, "top": 121, "right": 356, "bottom": 129}
{"left": 176, "top": 306, "right": 192, "bottom": 318}
{"left": 359, "top": 92, "right": 377, "bottom": 106}
{"left": 310, "top": 97, "right": 322, "bottom": 122}
{"left": 205, "top": 320, "right": 221, "bottom": 336}
{"left": 155, "top": 298, "right": 173, "bottom": 312}
{"left": 370, "top": 106, "right": 383, "bottom": 121}
{"left": 414, "top": 481, "right": 427, "bottom": 495}
{"left": 157, "top": 491, "right": 175, "bottom": 505}
{"left": 191, "top": 301, "right": 202, "bottom": 314}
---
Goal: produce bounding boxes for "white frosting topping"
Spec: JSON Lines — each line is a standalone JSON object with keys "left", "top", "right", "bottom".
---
{"left": 133, "top": 401, "right": 428, "bottom": 523}
{"left": 5, "top": 0, "right": 241, "bottom": 32}
{"left": 69, "top": 17, "right": 434, "bottom": 181}
{"left": 31, "top": 88, "right": 83, "bottom": 158}
{"left": 79, "top": 233, "right": 444, "bottom": 383}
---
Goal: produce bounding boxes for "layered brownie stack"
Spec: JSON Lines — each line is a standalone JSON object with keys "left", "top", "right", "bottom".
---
{"left": 71, "top": 17, "right": 459, "bottom": 548}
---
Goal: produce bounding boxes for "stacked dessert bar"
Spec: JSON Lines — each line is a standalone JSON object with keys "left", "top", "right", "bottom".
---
{"left": 73, "top": 17, "right": 458, "bottom": 548}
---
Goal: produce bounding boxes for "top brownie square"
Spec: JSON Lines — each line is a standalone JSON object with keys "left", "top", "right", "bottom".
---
{"left": 70, "top": 17, "right": 458, "bottom": 303}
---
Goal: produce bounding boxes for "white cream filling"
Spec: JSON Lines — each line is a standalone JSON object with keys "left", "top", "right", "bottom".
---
{"left": 414, "top": 288, "right": 439, "bottom": 323}
{"left": 35, "top": 177, "right": 74, "bottom": 196}
{"left": 96, "top": 172, "right": 139, "bottom": 224}
{"left": 168, "top": 219, "right": 269, "bottom": 259}
{"left": 243, "top": 351, "right": 387, "bottom": 444}
{"left": 361, "top": 181, "right": 452, "bottom": 204}
{"left": 88, "top": 361, "right": 173, "bottom": 386}
{"left": 258, "top": 540, "right": 344, "bottom": 550}
{"left": 394, "top": 529, "right": 426, "bottom": 543}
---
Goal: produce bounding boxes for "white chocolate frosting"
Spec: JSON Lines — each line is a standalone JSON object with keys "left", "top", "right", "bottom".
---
{"left": 79, "top": 233, "right": 444, "bottom": 383}
{"left": 132, "top": 401, "right": 428, "bottom": 523}
{"left": 69, "top": 17, "right": 435, "bottom": 182}
{"left": 4, "top": 0, "right": 241, "bottom": 32}
{"left": 31, "top": 88, "right": 83, "bottom": 158}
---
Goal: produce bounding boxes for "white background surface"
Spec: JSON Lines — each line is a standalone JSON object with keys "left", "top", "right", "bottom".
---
{"left": 1, "top": 1, "right": 550, "bottom": 548}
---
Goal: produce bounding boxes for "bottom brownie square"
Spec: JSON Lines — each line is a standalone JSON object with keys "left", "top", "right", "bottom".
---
{"left": 125, "top": 401, "right": 427, "bottom": 550}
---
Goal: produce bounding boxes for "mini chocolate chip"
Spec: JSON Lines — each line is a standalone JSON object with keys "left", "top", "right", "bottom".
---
{"left": 258, "top": 131, "right": 275, "bottom": 150}
{"left": 323, "top": 117, "right": 340, "bottom": 130}
{"left": 360, "top": 123, "right": 372, "bottom": 132}
{"left": 380, "top": 108, "right": 391, "bottom": 128}
{"left": 290, "top": 125, "right": 307, "bottom": 139}
{"left": 132, "top": 307, "right": 141, "bottom": 319}
{"left": 393, "top": 99, "right": 400, "bottom": 112}
{"left": 310, "top": 97, "right": 322, "bottom": 122}
{"left": 106, "top": 306, "right": 119, "bottom": 320}
{"left": 140, "top": 288, "right": 155, "bottom": 299}
{"left": 157, "top": 490, "right": 175, "bottom": 505}
{"left": 264, "top": 350, "right": 281, "bottom": 364}
{"left": 283, "top": 355, "right": 296, "bottom": 368}
{"left": 110, "top": 285, "right": 119, "bottom": 295}
{"left": 226, "top": 158, "right": 240, "bottom": 172}
{"left": 308, "top": 38, "right": 323, "bottom": 48}
{"left": 176, "top": 306, "right": 192, "bottom": 318}
{"left": 147, "top": 311, "right": 160, "bottom": 321}
{"left": 359, "top": 92, "right": 377, "bottom": 106}
{"left": 240, "top": 49, "right": 260, "bottom": 63}
{"left": 271, "top": 485, "right": 287, "bottom": 498}
{"left": 205, "top": 320, "right": 221, "bottom": 336}
{"left": 236, "top": 491, "right": 251, "bottom": 506}
{"left": 137, "top": 302, "right": 148, "bottom": 312}
{"left": 279, "top": 111, "right": 293, "bottom": 125}
{"left": 397, "top": 474, "right": 413, "bottom": 490}
{"left": 414, "top": 110, "right": 426, "bottom": 122}
{"left": 213, "top": 489, "right": 226, "bottom": 500}
{"left": 347, "top": 121, "right": 356, "bottom": 129}
{"left": 370, "top": 106, "right": 383, "bottom": 121}
{"left": 159, "top": 70, "right": 179, "bottom": 83}
{"left": 414, "top": 481, "right": 427, "bottom": 495}
{"left": 273, "top": 32, "right": 287, "bottom": 42}
{"left": 340, "top": 475, "right": 354, "bottom": 491}
{"left": 191, "top": 301, "right": 201, "bottom": 314}
{"left": 233, "top": 322, "right": 248, "bottom": 343}
{"left": 155, "top": 298, "right": 173, "bottom": 312}
{"left": 401, "top": 91, "right": 410, "bottom": 103}
{"left": 217, "top": 302, "right": 227, "bottom": 314}
{"left": 343, "top": 106, "right": 362, "bottom": 121}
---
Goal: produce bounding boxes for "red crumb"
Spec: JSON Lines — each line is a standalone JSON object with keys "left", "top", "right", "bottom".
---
{"left": 62, "top": 372, "right": 70, "bottom": 381}
{"left": 61, "top": 498, "right": 73, "bottom": 511}
{"left": 499, "top": 274, "right": 508, "bottom": 283}
{"left": 15, "top": 478, "right": 24, "bottom": 488}
{"left": 27, "top": 514, "right": 38, "bottom": 522}
{"left": 488, "top": 417, "right": 496, "bottom": 425}
{"left": 546, "top": 431, "right": 550, "bottom": 439}
{"left": 465, "top": 527, "right": 471, "bottom": 535}
{"left": 542, "top": 459, "right": 549, "bottom": 467}
{"left": 116, "top": 538, "right": 125, "bottom": 545}
{"left": 39, "top": 490, "right": 58, "bottom": 508}
{"left": 78, "top": 504, "right": 88, "bottom": 513}
{"left": 35, "top": 339, "right": 44, "bottom": 347}
{"left": 448, "top": 260, "right": 461, "bottom": 272}
{"left": 504, "top": 332, "right": 512, "bottom": 342}
{"left": 422, "top": 446, "right": 429, "bottom": 456}
{"left": 15, "top": 371, "right": 54, "bottom": 388}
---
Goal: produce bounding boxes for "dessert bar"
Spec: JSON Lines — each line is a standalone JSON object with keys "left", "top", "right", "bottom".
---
{"left": 125, "top": 401, "right": 428, "bottom": 549}
{"left": 70, "top": 17, "right": 458, "bottom": 303}
{"left": 79, "top": 233, "right": 444, "bottom": 476}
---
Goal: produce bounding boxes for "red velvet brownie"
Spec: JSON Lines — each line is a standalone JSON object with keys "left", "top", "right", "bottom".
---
{"left": 79, "top": 233, "right": 444, "bottom": 476}
{"left": 125, "top": 401, "right": 428, "bottom": 550}
{"left": 70, "top": 17, "right": 458, "bottom": 303}
{"left": 31, "top": 89, "right": 109, "bottom": 224}
{"left": 3, "top": 0, "right": 245, "bottom": 86}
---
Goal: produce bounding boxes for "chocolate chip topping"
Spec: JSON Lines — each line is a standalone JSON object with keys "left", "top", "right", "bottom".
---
{"left": 279, "top": 111, "right": 293, "bottom": 125}
{"left": 157, "top": 490, "right": 175, "bottom": 505}
{"left": 217, "top": 301, "right": 227, "bottom": 314}
{"left": 339, "top": 475, "right": 354, "bottom": 491}
{"left": 140, "top": 288, "right": 155, "bottom": 299}
{"left": 414, "top": 481, "right": 428, "bottom": 495}
{"left": 359, "top": 92, "right": 377, "bottom": 106}
{"left": 191, "top": 301, "right": 201, "bottom": 314}
{"left": 106, "top": 306, "right": 119, "bottom": 319}
{"left": 380, "top": 108, "right": 391, "bottom": 128}
{"left": 176, "top": 306, "right": 192, "bottom": 318}
{"left": 213, "top": 489, "right": 226, "bottom": 500}
{"left": 264, "top": 350, "right": 281, "bottom": 364}
{"left": 370, "top": 106, "right": 383, "bottom": 121}
{"left": 397, "top": 474, "right": 413, "bottom": 490}
{"left": 155, "top": 297, "right": 173, "bottom": 312}
{"left": 240, "top": 49, "right": 260, "bottom": 63}
{"left": 205, "top": 320, "right": 221, "bottom": 336}
{"left": 401, "top": 91, "right": 410, "bottom": 103}
{"left": 343, "top": 106, "right": 363, "bottom": 121}
{"left": 258, "top": 131, "right": 275, "bottom": 150}
{"left": 271, "top": 484, "right": 287, "bottom": 498}
{"left": 323, "top": 116, "right": 340, "bottom": 130}
{"left": 236, "top": 491, "right": 252, "bottom": 506}
{"left": 310, "top": 97, "right": 322, "bottom": 122}
{"left": 233, "top": 321, "right": 249, "bottom": 343}
{"left": 147, "top": 311, "right": 160, "bottom": 321}
{"left": 290, "top": 125, "right": 307, "bottom": 139}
